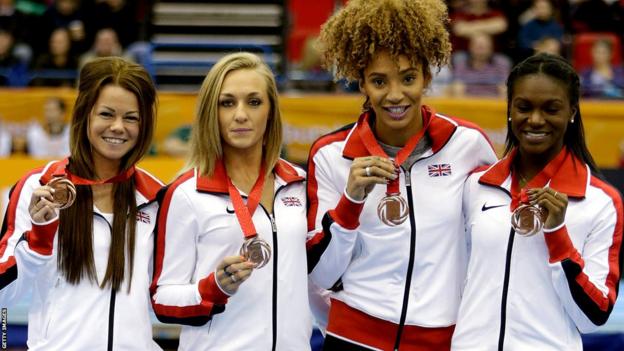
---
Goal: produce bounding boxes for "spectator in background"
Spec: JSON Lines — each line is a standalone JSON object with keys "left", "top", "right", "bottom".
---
{"left": 518, "top": 0, "right": 564, "bottom": 58}
{"left": 581, "top": 38, "right": 624, "bottom": 98}
{"left": 36, "top": 0, "right": 88, "bottom": 55}
{"left": 451, "top": 33, "right": 511, "bottom": 97}
{"left": 450, "top": 0, "right": 508, "bottom": 52}
{"left": 85, "top": 0, "right": 140, "bottom": 49}
{"left": 533, "top": 35, "right": 562, "bottom": 55}
{"left": 26, "top": 97, "right": 70, "bottom": 159}
{"left": 30, "top": 27, "right": 78, "bottom": 87}
{"left": 0, "top": 0, "right": 34, "bottom": 63}
{"left": 79, "top": 28, "right": 129, "bottom": 69}
{"left": 0, "top": 118, "right": 11, "bottom": 157}
{"left": 160, "top": 124, "right": 191, "bottom": 157}
{"left": 0, "top": 29, "right": 21, "bottom": 85}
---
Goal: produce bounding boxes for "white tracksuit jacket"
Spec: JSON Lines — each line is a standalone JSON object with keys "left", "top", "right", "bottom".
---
{"left": 306, "top": 106, "right": 497, "bottom": 350}
{"left": 451, "top": 148, "right": 623, "bottom": 351}
{"left": 0, "top": 159, "right": 163, "bottom": 351}
{"left": 151, "top": 159, "right": 312, "bottom": 351}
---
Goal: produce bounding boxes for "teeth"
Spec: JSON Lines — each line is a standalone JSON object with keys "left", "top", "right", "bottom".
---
{"left": 526, "top": 132, "right": 546, "bottom": 137}
{"left": 103, "top": 137, "right": 125, "bottom": 144}
{"left": 387, "top": 106, "right": 406, "bottom": 114}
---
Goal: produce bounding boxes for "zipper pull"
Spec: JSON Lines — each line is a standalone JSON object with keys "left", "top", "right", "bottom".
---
{"left": 269, "top": 214, "right": 277, "bottom": 233}
{"left": 403, "top": 167, "right": 411, "bottom": 185}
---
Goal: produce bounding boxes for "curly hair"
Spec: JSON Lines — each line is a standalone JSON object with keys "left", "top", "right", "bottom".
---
{"left": 318, "top": 0, "right": 452, "bottom": 82}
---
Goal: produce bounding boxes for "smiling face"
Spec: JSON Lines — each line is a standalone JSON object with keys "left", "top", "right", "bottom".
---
{"left": 360, "top": 50, "right": 429, "bottom": 146}
{"left": 510, "top": 73, "right": 576, "bottom": 163}
{"left": 218, "top": 68, "right": 271, "bottom": 157}
{"left": 87, "top": 84, "right": 140, "bottom": 173}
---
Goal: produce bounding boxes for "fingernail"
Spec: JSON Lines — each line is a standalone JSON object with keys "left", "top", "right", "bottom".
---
{"left": 390, "top": 174, "right": 398, "bottom": 180}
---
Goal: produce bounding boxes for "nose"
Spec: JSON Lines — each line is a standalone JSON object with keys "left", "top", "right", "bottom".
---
{"left": 233, "top": 102, "right": 249, "bottom": 122}
{"left": 109, "top": 115, "right": 124, "bottom": 132}
{"left": 386, "top": 81, "right": 403, "bottom": 104}
{"left": 527, "top": 110, "right": 545, "bottom": 126}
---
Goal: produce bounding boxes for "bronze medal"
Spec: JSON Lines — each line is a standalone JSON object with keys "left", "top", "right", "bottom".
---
{"left": 511, "top": 204, "right": 546, "bottom": 237}
{"left": 377, "top": 193, "right": 409, "bottom": 226}
{"left": 47, "top": 177, "right": 76, "bottom": 210}
{"left": 240, "top": 236, "right": 271, "bottom": 268}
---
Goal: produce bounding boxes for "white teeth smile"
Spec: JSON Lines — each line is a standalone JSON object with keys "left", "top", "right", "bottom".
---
{"left": 525, "top": 132, "right": 547, "bottom": 137}
{"left": 103, "top": 137, "right": 125, "bottom": 144}
{"left": 383, "top": 106, "right": 409, "bottom": 119}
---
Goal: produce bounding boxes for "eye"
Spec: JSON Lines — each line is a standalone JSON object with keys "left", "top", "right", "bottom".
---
{"left": 372, "top": 78, "right": 384, "bottom": 87}
{"left": 99, "top": 111, "right": 113, "bottom": 118}
{"left": 219, "top": 99, "right": 234, "bottom": 107}
{"left": 249, "top": 98, "right": 262, "bottom": 106}
{"left": 124, "top": 115, "right": 140, "bottom": 123}
{"left": 403, "top": 75, "right": 416, "bottom": 84}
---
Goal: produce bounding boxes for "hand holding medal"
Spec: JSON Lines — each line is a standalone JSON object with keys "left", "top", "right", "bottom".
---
{"left": 47, "top": 176, "right": 77, "bottom": 209}
{"left": 511, "top": 187, "right": 567, "bottom": 236}
{"left": 348, "top": 112, "right": 429, "bottom": 226}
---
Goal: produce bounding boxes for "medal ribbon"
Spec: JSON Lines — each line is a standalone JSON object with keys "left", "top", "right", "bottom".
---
{"left": 357, "top": 109, "right": 430, "bottom": 194}
{"left": 220, "top": 159, "right": 267, "bottom": 239}
{"left": 51, "top": 159, "right": 136, "bottom": 185}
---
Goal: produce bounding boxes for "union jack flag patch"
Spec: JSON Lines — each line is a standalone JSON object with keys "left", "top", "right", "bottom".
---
{"left": 136, "top": 211, "right": 151, "bottom": 224}
{"left": 428, "top": 164, "right": 452, "bottom": 177}
{"left": 281, "top": 196, "right": 302, "bottom": 207}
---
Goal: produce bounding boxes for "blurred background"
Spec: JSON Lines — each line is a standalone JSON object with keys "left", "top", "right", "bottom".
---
{"left": 1, "top": 0, "right": 624, "bottom": 350}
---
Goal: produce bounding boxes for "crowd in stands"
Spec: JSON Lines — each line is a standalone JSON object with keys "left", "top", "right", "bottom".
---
{"left": 1, "top": 0, "right": 624, "bottom": 160}
{"left": 0, "top": 0, "right": 150, "bottom": 86}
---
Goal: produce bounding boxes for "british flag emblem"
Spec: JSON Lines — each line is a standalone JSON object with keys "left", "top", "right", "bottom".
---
{"left": 281, "top": 196, "right": 302, "bottom": 207}
{"left": 428, "top": 164, "right": 452, "bottom": 177}
{"left": 136, "top": 211, "right": 150, "bottom": 224}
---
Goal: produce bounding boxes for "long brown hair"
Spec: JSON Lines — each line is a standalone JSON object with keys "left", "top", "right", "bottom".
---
{"left": 58, "top": 57, "right": 157, "bottom": 291}
{"left": 186, "top": 52, "right": 282, "bottom": 177}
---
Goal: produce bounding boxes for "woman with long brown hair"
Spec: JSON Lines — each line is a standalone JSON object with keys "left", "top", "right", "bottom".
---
{"left": 0, "top": 57, "right": 162, "bottom": 350}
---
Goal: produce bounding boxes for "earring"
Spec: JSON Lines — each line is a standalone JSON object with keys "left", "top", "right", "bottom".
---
{"left": 508, "top": 117, "right": 511, "bottom": 122}
{"left": 571, "top": 118, "right": 575, "bottom": 123}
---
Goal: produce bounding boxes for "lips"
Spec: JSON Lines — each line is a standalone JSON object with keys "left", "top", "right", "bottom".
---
{"left": 232, "top": 128, "right": 252, "bottom": 133}
{"left": 383, "top": 105, "right": 409, "bottom": 120}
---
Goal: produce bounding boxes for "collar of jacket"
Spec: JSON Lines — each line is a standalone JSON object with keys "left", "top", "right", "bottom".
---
{"left": 38, "top": 158, "right": 162, "bottom": 205}
{"left": 195, "top": 159, "right": 304, "bottom": 194}
{"left": 478, "top": 147, "right": 588, "bottom": 199}
{"left": 341, "top": 105, "right": 457, "bottom": 159}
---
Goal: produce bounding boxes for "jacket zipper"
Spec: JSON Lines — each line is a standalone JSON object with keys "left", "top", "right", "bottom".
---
{"left": 393, "top": 169, "right": 416, "bottom": 351}
{"left": 260, "top": 183, "right": 291, "bottom": 351}
{"left": 95, "top": 212, "right": 116, "bottom": 351}
{"left": 497, "top": 228, "right": 515, "bottom": 351}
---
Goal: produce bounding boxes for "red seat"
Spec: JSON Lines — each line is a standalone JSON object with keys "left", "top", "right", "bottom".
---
{"left": 572, "top": 32, "right": 623, "bottom": 71}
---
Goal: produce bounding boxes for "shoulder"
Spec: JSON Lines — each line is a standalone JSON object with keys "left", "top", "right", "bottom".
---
{"left": 435, "top": 113, "right": 493, "bottom": 146}
{"left": 308, "top": 123, "right": 355, "bottom": 160}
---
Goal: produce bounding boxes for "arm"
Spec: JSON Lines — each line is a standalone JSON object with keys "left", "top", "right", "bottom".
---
{"left": 539, "top": 182, "right": 622, "bottom": 332}
{"left": 150, "top": 185, "right": 230, "bottom": 326}
{"left": 452, "top": 16, "right": 508, "bottom": 38}
{"left": 306, "top": 144, "right": 395, "bottom": 288}
{"left": 0, "top": 172, "right": 57, "bottom": 306}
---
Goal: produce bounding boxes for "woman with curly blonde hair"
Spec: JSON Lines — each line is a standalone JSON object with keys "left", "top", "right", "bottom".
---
{"left": 306, "top": 1, "right": 497, "bottom": 349}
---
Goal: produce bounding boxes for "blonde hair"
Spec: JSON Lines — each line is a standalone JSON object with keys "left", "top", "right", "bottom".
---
{"left": 186, "top": 52, "right": 282, "bottom": 176}
{"left": 319, "top": 0, "right": 452, "bottom": 82}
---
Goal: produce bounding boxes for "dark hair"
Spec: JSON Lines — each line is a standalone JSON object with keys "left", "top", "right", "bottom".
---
{"left": 58, "top": 57, "right": 157, "bottom": 291}
{"left": 504, "top": 53, "right": 599, "bottom": 174}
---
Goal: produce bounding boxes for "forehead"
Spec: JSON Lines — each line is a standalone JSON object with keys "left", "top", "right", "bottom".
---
{"left": 365, "top": 51, "right": 420, "bottom": 74}
{"left": 220, "top": 68, "right": 268, "bottom": 94}
{"left": 512, "top": 73, "right": 569, "bottom": 102}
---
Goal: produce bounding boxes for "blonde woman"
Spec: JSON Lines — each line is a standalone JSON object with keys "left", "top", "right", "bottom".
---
{"left": 151, "top": 52, "right": 312, "bottom": 350}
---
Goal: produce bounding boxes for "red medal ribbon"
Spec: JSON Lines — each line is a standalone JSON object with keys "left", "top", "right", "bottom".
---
{"left": 220, "top": 159, "right": 267, "bottom": 239}
{"left": 357, "top": 108, "right": 431, "bottom": 194}
{"left": 51, "top": 159, "right": 136, "bottom": 185}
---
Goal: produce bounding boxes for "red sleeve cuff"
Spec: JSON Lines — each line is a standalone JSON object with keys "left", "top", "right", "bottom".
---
{"left": 544, "top": 225, "right": 582, "bottom": 265}
{"left": 328, "top": 193, "right": 365, "bottom": 230}
{"left": 198, "top": 273, "right": 229, "bottom": 305}
{"left": 27, "top": 220, "right": 59, "bottom": 255}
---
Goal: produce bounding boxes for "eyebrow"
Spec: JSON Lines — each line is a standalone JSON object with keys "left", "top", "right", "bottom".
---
{"left": 219, "top": 92, "right": 263, "bottom": 97}
{"left": 367, "top": 67, "right": 419, "bottom": 78}
{"left": 100, "top": 105, "right": 139, "bottom": 114}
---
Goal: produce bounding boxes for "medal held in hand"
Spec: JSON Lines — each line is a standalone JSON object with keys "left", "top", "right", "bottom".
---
{"left": 240, "top": 236, "right": 271, "bottom": 268}
{"left": 47, "top": 176, "right": 76, "bottom": 209}
{"left": 511, "top": 189, "right": 546, "bottom": 237}
{"left": 357, "top": 110, "right": 431, "bottom": 226}
{"left": 224, "top": 160, "right": 272, "bottom": 269}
